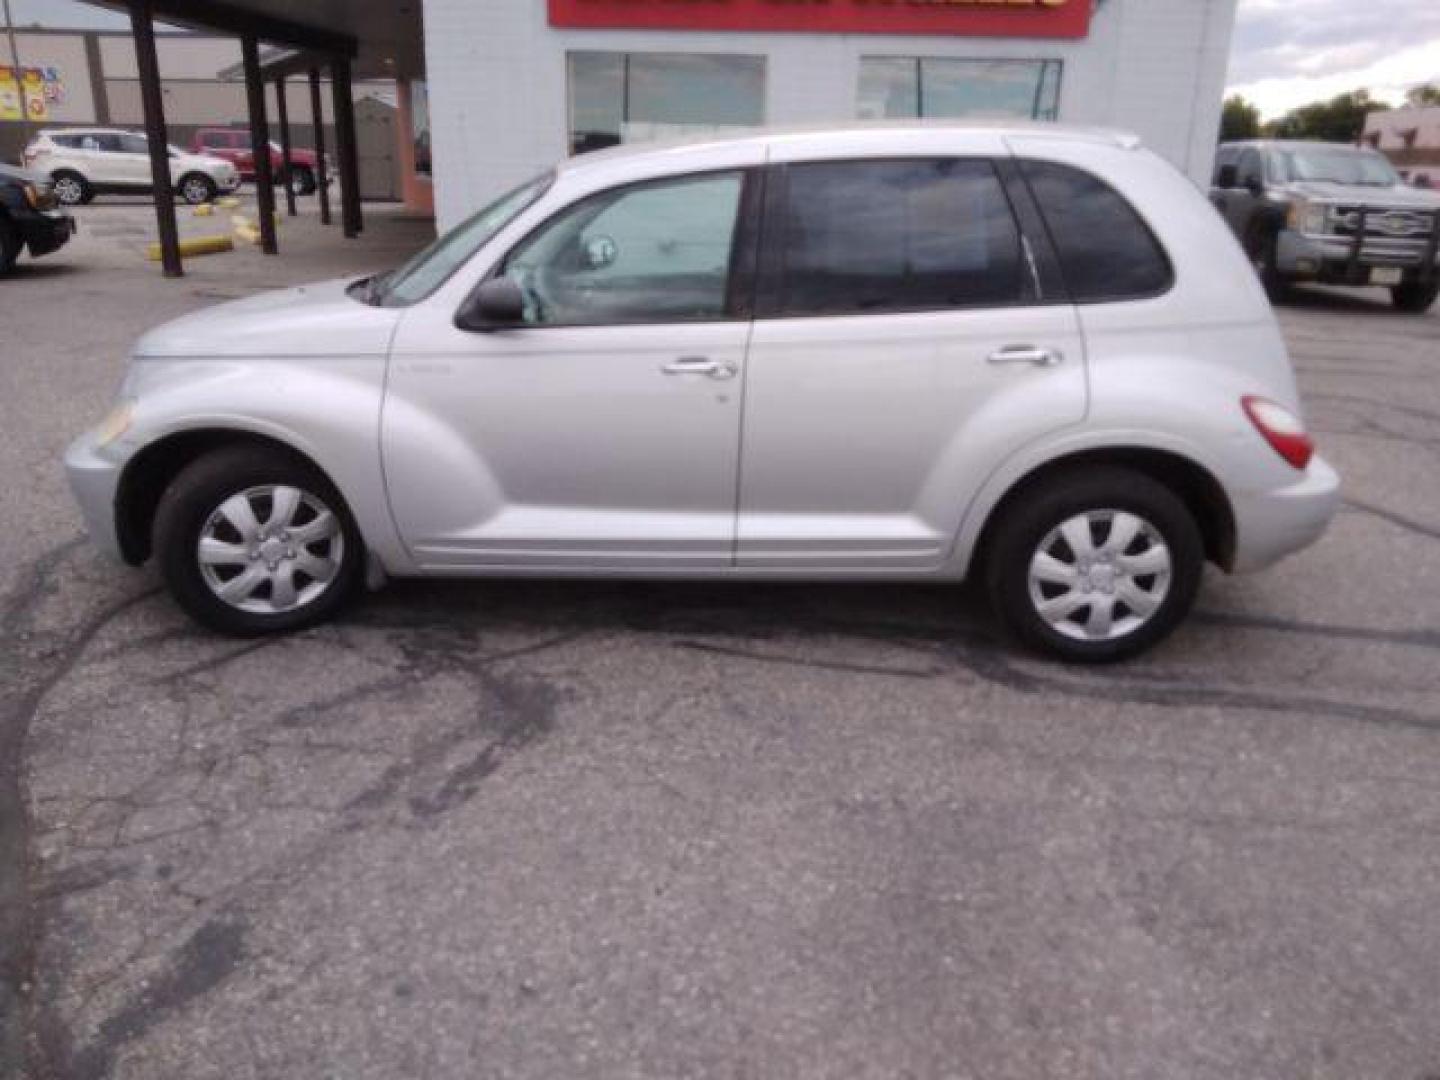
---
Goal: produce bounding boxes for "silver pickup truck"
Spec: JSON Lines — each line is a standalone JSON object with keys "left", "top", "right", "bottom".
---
{"left": 1211, "top": 140, "right": 1440, "bottom": 312}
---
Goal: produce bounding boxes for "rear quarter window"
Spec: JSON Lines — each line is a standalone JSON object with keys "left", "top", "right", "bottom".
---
{"left": 1020, "top": 159, "right": 1173, "bottom": 303}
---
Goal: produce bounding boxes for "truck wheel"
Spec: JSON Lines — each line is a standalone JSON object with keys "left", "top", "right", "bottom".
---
{"left": 0, "top": 216, "right": 19, "bottom": 274}
{"left": 984, "top": 466, "right": 1204, "bottom": 664}
{"left": 291, "top": 166, "right": 317, "bottom": 195}
{"left": 153, "top": 445, "right": 364, "bottom": 636}
{"left": 51, "top": 170, "right": 90, "bottom": 206}
{"left": 179, "top": 172, "right": 217, "bottom": 205}
{"left": 1246, "top": 224, "right": 1291, "bottom": 303}
{"left": 1392, "top": 281, "right": 1439, "bottom": 313}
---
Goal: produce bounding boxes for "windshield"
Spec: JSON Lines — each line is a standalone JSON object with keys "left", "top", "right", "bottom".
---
{"left": 373, "top": 171, "right": 555, "bottom": 306}
{"left": 1275, "top": 147, "right": 1401, "bottom": 187}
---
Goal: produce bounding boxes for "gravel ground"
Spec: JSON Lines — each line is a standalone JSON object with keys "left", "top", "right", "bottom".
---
{"left": 2, "top": 196, "right": 1439, "bottom": 1080}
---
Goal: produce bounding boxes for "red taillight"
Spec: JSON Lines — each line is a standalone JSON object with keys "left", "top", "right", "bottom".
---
{"left": 1243, "top": 395, "right": 1313, "bottom": 470}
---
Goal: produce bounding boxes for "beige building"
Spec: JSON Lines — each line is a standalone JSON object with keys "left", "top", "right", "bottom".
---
{"left": 1364, "top": 105, "right": 1440, "bottom": 189}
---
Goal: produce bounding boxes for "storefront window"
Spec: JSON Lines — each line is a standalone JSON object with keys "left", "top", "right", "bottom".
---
{"left": 858, "top": 58, "right": 1063, "bottom": 122}
{"left": 568, "top": 52, "right": 766, "bottom": 155}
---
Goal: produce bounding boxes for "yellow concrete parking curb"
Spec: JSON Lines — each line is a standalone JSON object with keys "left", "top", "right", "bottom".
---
{"left": 147, "top": 235, "right": 234, "bottom": 260}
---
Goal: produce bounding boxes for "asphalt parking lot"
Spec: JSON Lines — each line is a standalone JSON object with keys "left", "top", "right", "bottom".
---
{"left": 3, "top": 198, "right": 1439, "bottom": 1080}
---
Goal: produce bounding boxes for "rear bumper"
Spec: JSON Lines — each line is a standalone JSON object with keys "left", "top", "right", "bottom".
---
{"left": 63, "top": 432, "right": 126, "bottom": 563}
{"left": 1229, "top": 455, "right": 1341, "bottom": 573}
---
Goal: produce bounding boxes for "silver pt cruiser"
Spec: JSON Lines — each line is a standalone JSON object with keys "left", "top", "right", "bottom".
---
{"left": 66, "top": 123, "right": 1340, "bottom": 662}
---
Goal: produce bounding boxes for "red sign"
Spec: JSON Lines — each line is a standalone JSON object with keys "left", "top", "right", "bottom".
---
{"left": 549, "top": 0, "right": 1091, "bottom": 39}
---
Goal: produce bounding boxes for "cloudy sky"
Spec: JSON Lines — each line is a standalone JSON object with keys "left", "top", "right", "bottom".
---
{"left": 1228, "top": 0, "right": 1440, "bottom": 118}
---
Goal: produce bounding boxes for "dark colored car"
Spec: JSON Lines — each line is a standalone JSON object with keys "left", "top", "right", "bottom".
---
{"left": 0, "top": 162, "right": 74, "bottom": 274}
{"left": 1211, "top": 140, "right": 1440, "bottom": 312}
{"left": 191, "top": 128, "right": 327, "bottom": 194}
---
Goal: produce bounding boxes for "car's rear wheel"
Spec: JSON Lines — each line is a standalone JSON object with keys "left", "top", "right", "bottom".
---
{"left": 290, "top": 165, "right": 317, "bottom": 195}
{"left": 1392, "top": 280, "right": 1439, "bottom": 313}
{"left": 0, "top": 216, "right": 19, "bottom": 274}
{"left": 985, "top": 467, "right": 1204, "bottom": 663}
{"left": 179, "top": 172, "right": 217, "bottom": 205}
{"left": 51, "top": 170, "right": 90, "bottom": 207}
{"left": 153, "top": 445, "right": 364, "bottom": 636}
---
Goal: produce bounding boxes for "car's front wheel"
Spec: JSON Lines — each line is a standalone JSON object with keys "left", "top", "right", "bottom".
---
{"left": 1245, "top": 224, "right": 1291, "bottom": 303}
{"left": 153, "top": 445, "right": 363, "bottom": 636}
{"left": 51, "top": 170, "right": 90, "bottom": 206}
{"left": 985, "top": 466, "right": 1204, "bottom": 663}
{"left": 178, "top": 172, "right": 217, "bottom": 205}
{"left": 1392, "top": 280, "right": 1439, "bottom": 314}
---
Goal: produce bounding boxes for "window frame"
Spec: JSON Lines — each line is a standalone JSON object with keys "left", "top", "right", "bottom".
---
{"left": 469, "top": 166, "right": 766, "bottom": 330}
{"left": 1015, "top": 157, "right": 1176, "bottom": 306}
{"left": 857, "top": 56, "right": 1065, "bottom": 122}
{"left": 753, "top": 155, "right": 1055, "bottom": 321}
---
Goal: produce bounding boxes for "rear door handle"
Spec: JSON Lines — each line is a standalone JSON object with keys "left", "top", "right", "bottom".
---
{"left": 661, "top": 356, "right": 737, "bottom": 380}
{"left": 987, "top": 345, "right": 1064, "bottom": 368}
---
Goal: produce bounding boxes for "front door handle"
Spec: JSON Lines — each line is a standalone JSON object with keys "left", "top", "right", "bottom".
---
{"left": 661, "top": 356, "right": 737, "bottom": 380}
{"left": 987, "top": 345, "right": 1064, "bottom": 368}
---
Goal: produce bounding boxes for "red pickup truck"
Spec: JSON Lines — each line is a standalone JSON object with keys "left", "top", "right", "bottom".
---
{"left": 191, "top": 128, "right": 327, "bottom": 194}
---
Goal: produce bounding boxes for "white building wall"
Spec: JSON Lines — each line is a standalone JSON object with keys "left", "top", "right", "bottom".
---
{"left": 424, "top": 0, "right": 1238, "bottom": 230}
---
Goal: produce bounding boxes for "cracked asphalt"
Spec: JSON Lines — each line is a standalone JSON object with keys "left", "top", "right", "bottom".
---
{"left": 3, "top": 199, "right": 1440, "bottom": 1080}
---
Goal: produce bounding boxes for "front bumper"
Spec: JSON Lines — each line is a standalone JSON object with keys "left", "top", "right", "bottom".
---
{"left": 19, "top": 208, "right": 75, "bottom": 258}
{"left": 1229, "top": 454, "right": 1342, "bottom": 573}
{"left": 1278, "top": 229, "right": 1438, "bottom": 286}
{"left": 63, "top": 431, "right": 127, "bottom": 563}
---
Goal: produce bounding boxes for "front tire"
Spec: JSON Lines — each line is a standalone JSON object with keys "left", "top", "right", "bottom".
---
{"left": 51, "top": 170, "right": 90, "bottom": 207}
{"left": 1246, "top": 224, "right": 1292, "bottom": 303}
{"left": 153, "top": 445, "right": 363, "bottom": 636}
{"left": 1392, "top": 280, "right": 1439, "bottom": 313}
{"left": 178, "top": 172, "right": 217, "bottom": 205}
{"left": 985, "top": 466, "right": 1204, "bottom": 663}
{"left": 0, "top": 216, "right": 19, "bottom": 274}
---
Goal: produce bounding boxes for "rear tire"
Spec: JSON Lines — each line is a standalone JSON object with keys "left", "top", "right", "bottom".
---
{"left": 178, "top": 172, "right": 217, "bottom": 205}
{"left": 984, "top": 466, "right": 1205, "bottom": 663}
{"left": 1392, "top": 281, "right": 1439, "bottom": 313}
{"left": 291, "top": 166, "right": 317, "bottom": 195}
{"left": 0, "top": 216, "right": 19, "bottom": 274}
{"left": 153, "top": 445, "right": 364, "bottom": 636}
{"left": 51, "top": 170, "right": 90, "bottom": 207}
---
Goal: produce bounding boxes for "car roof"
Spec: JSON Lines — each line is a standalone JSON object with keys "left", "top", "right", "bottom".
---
{"left": 41, "top": 126, "right": 136, "bottom": 137}
{"left": 556, "top": 121, "right": 1143, "bottom": 177}
{"left": 1220, "top": 140, "right": 1381, "bottom": 151}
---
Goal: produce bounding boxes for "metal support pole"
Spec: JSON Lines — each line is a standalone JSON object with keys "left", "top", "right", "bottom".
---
{"left": 129, "top": 0, "right": 181, "bottom": 276}
{"left": 330, "top": 54, "right": 362, "bottom": 237}
{"left": 241, "top": 34, "right": 278, "bottom": 254}
{"left": 274, "top": 75, "right": 296, "bottom": 216}
{"left": 308, "top": 66, "right": 331, "bottom": 225}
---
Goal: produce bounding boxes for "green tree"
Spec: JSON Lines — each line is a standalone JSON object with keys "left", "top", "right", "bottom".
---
{"left": 1220, "top": 94, "right": 1261, "bottom": 141}
{"left": 1264, "top": 89, "right": 1389, "bottom": 142}
{"left": 1406, "top": 83, "right": 1440, "bottom": 107}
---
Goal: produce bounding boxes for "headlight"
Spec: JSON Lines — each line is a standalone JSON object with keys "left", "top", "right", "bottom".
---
{"left": 1287, "top": 199, "right": 1330, "bottom": 235}
{"left": 93, "top": 400, "right": 135, "bottom": 448}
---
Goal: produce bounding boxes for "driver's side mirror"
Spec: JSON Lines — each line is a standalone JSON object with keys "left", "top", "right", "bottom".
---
{"left": 456, "top": 277, "right": 526, "bottom": 331}
{"left": 1216, "top": 164, "right": 1238, "bottom": 190}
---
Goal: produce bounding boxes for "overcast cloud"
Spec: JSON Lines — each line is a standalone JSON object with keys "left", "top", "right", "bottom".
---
{"left": 1228, "top": 0, "right": 1440, "bottom": 118}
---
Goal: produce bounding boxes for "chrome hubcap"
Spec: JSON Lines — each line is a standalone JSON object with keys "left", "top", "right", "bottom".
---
{"left": 197, "top": 484, "right": 344, "bottom": 615}
{"left": 1027, "top": 510, "right": 1172, "bottom": 643}
{"left": 183, "top": 179, "right": 208, "bottom": 202}
{"left": 54, "top": 177, "right": 81, "bottom": 203}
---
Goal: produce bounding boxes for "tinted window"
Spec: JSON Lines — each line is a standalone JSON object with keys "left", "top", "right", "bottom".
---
{"left": 1020, "top": 159, "right": 1172, "bottom": 303}
{"left": 503, "top": 171, "right": 744, "bottom": 325}
{"left": 776, "top": 158, "right": 1025, "bottom": 317}
{"left": 119, "top": 133, "right": 149, "bottom": 154}
{"left": 1212, "top": 146, "right": 1238, "bottom": 184}
{"left": 1237, "top": 149, "right": 1263, "bottom": 189}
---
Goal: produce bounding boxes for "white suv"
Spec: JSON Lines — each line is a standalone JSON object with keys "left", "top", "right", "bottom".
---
{"left": 22, "top": 128, "right": 240, "bottom": 206}
{"left": 65, "top": 124, "right": 1340, "bottom": 661}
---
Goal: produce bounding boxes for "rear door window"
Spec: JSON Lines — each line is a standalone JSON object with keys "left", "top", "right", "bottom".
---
{"left": 769, "top": 158, "right": 1028, "bottom": 317}
{"left": 1019, "top": 159, "right": 1173, "bottom": 303}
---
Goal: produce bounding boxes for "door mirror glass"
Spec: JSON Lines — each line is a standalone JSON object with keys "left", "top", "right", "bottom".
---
{"left": 457, "top": 277, "right": 527, "bottom": 330}
{"left": 1216, "top": 164, "right": 1238, "bottom": 189}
